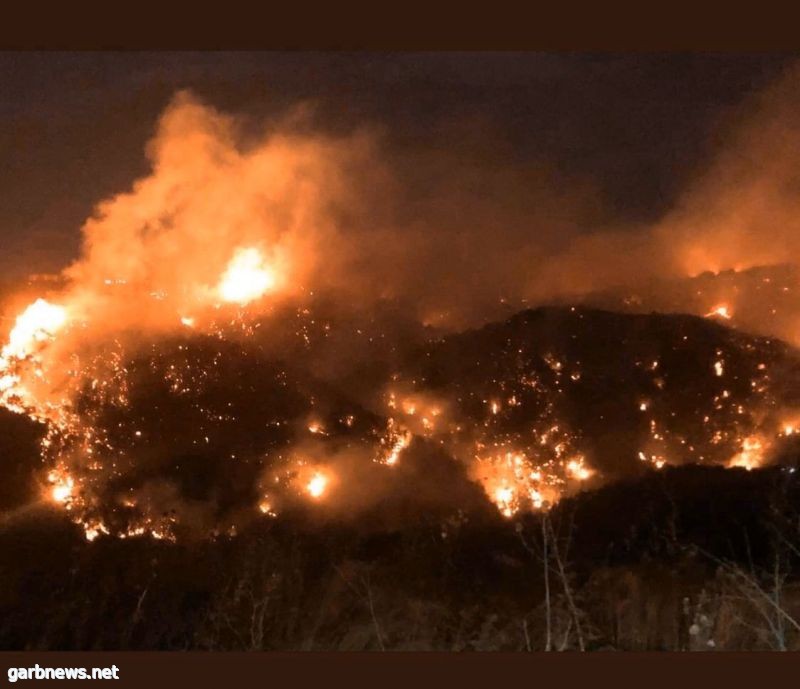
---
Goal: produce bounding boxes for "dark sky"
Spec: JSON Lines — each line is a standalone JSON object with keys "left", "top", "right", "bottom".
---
{"left": 0, "top": 52, "right": 793, "bottom": 277}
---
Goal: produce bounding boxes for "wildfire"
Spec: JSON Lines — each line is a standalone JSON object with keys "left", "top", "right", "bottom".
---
{"left": 47, "top": 469, "right": 75, "bottom": 505}
{"left": 494, "top": 485, "right": 516, "bottom": 518}
{"left": 728, "top": 436, "right": 764, "bottom": 471}
{"left": 1, "top": 299, "right": 67, "bottom": 362}
{"left": 83, "top": 521, "right": 109, "bottom": 542}
{"left": 705, "top": 304, "right": 733, "bottom": 320}
{"left": 472, "top": 450, "right": 562, "bottom": 517}
{"left": 216, "top": 248, "right": 276, "bottom": 305}
{"left": 0, "top": 232, "right": 793, "bottom": 537}
{"left": 383, "top": 427, "right": 411, "bottom": 466}
{"left": 306, "top": 472, "right": 328, "bottom": 499}
{"left": 258, "top": 498, "right": 277, "bottom": 517}
{"left": 566, "top": 457, "right": 593, "bottom": 481}
{"left": 639, "top": 451, "right": 667, "bottom": 469}
{"left": 0, "top": 299, "right": 69, "bottom": 416}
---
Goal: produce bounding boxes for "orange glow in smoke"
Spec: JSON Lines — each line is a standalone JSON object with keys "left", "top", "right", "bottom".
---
{"left": 0, "top": 299, "right": 68, "bottom": 415}
{"left": 2, "top": 299, "right": 67, "bottom": 361}
{"left": 5, "top": 90, "right": 800, "bottom": 540}
{"left": 728, "top": 436, "right": 764, "bottom": 471}
{"left": 384, "top": 429, "right": 411, "bottom": 466}
{"left": 494, "top": 485, "right": 515, "bottom": 518}
{"left": 306, "top": 472, "right": 328, "bottom": 499}
{"left": 566, "top": 457, "right": 593, "bottom": 481}
{"left": 258, "top": 498, "right": 276, "bottom": 517}
{"left": 705, "top": 304, "right": 733, "bottom": 320}
{"left": 472, "top": 450, "right": 561, "bottom": 517}
{"left": 217, "top": 248, "right": 276, "bottom": 305}
{"left": 47, "top": 470, "right": 74, "bottom": 504}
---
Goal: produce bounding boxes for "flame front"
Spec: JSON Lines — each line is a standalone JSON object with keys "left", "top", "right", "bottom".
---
{"left": 216, "top": 247, "right": 277, "bottom": 305}
{"left": 705, "top": 304, "right": 733, "bottom": 320}
{"left": 0, "top": 299, "right": 68, "bottom": 416}
{"left": 2, "top": 299, "right": 68, "bottom": 361}
{"left": 2, "top": 90, "right": 800, "bottom": 540}
{"left": 306, "top": 472, "right": 328, "bottom": 499}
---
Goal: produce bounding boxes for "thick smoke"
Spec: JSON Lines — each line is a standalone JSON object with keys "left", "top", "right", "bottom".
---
{"left": 10, "top": 62, "right": 800, "bottom": 340}
{"left": 51, "top": 91, "right": 599, "bottom": 334}
{"left": 533, "top": 63, "right": 800, "bottom": 305}
{"left": 30, "top": 64, "right": 800, "bottom": 341}
{"left": 63, "top": 91, "right": 369, "bottom": 331}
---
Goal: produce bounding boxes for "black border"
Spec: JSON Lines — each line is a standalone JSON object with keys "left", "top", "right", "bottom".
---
{"left": 2, "top": 13, "right": 799, "bottom": 687}
{"left": 2, "top": 3, "right": 800, "bottom": 50}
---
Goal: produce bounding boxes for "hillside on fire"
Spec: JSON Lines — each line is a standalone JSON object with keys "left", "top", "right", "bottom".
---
{"left": 6, "top": 54, "right": 800, "bottom": 652}
{"left": 3, "top": 302, "right": 800, "bottom": 650}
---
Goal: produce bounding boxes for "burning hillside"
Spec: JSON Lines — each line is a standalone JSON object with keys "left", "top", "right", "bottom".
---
{"left": 577, "top": 263, "right": 800, "bottom": 345}
{"left": 4, "top": 287, "right": 800, "bottom": 541}
{"left": 392, "top": 306, "right": 800, "bottom": 507}
{"left": 11, "top": 55, "right": 800, "bottom": 653}
{"left": 6, "top": 83, "right": 800, "bottom": 546}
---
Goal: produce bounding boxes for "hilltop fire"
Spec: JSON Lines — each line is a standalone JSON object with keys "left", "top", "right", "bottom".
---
{"left": 705, "top": 304, "right": 733, "bottom": 320}
{"left": 306, "top": 472, "right": 328, "bottom": 499}
{"left": 0, "top": 299, "right": 68, "bottom": 416}
{"left": 4, "top": 93, "right": 800, "bottom": 544}
{"left": 4, "top": 278, "right": 800, "bottom": 538}
{"left": 216, "top": 248, "right": 277, "bottom": 305}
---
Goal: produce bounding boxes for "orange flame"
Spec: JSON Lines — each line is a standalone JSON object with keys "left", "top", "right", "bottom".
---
{"left": 217, "top": 248, "right": 276, "bottom": 305}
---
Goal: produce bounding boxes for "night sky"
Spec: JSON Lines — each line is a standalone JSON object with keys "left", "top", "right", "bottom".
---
{"left": 0, "top": 52, "right": 792, "bottom": 277}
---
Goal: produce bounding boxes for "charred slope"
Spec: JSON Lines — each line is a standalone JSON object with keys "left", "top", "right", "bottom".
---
{"left": 398, "top": 306, "right": 800, "bottom": 479}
